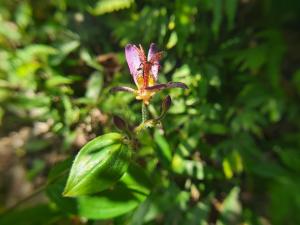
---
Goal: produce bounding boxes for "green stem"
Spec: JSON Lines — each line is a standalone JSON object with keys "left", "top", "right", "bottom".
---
{"left": 142, "top": 103, "right": 148, "bottom": 123}
{"left": 2, "top": 169, "right": 69, "bottom": 214}
{"left": 134, "top": 103, "right": 148, "bottom": 134}
{"left": 3, "top": 185, "right": 45, "bottom": 214}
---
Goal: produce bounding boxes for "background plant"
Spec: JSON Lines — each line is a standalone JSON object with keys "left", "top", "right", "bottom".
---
{"left": 0, "top": 0, "right": 300, "bottom": 225}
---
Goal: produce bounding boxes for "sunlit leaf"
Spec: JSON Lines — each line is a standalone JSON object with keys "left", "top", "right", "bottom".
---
{"left": 85, "top": 71, "right": 103, "bottom": 100}
{"left": 219, "top": 187, "right": 241, "bottom": 224}
{"left": 154, "top": 130, "right": 172, "bottom": 167}
{"left": 63, "top": 133, "right": 131, "bottom": 196}
{"left": 88, "top": 0, "right": 134, "bottom": 16}
{"left": 47, "top": 159, "right": 150, "bottom": 219}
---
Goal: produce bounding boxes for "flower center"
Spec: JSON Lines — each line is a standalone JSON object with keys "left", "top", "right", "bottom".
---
{"left": 135, "top": 73, "right": 156, "bottom": 104}
{"left": 136, "top": 89, "right": 156, "bottom": 105}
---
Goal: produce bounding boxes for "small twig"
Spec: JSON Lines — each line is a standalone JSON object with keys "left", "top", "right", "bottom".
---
{"left": 3, "top": 184, "right": 46, "bottom": 214}
{"left": 2, "top": 169, "right": 69, "bottom": 214}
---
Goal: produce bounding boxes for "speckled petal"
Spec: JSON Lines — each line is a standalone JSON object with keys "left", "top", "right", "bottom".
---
{"left": 147, "top": 43, "right": 158, "bottom": 61}
{"left": 147, "top": 43, "right": 160, "bottom": 80}
{"left": 125, "top": 44, "right": 141, "bottom": 85}
{"left": 151, "top": 64, "right": 159, "bottom": 81}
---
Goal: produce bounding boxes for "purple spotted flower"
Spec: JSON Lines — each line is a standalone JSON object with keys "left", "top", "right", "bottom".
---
{"left": 111, "top": 43, "right": 187, "bottom": 104}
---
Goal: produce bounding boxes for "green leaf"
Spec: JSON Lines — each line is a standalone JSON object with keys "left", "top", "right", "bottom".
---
{"left": 51, "top": 40, "right": 80, "bottom": 65}
{"left": 154, "top": 130, "right": 172, "bottom": 167}
{"left": 8, "top": 94, "right": 51, "bottom": 109}
{"left": 80, "top": 49, "right": 103, "bottom": 71}
{"left": 225, "top": 0, "right": 237, "bottom": 30}
{"left": 120, "top": 162, "right": 151, "bottom": 196}
{"left": 77, "top": 185, "right": 145, "bottom": 219}
{"left": 172, "top": 154, "right": 204, "bottom": 180}
{"left": 212, "top": 0, "right": 223, "bottom": 37}
{"left": 62, "top": 95, "right": 78, "bottom": 127}
{"left": 219, "top": 187, "right": 241, "bottom": 224}
{"left": 275, "top": 148, "right": 300, "bottom": 172}
{"left": 85, "top": 71, "right": 103, "bottom": 101}
{"left": 0, "top": 204, "right": 60, "bottom": 225}
{"left": 45, "top": 75, "right": 75, "bottom": 88}
{"left": 222, "top": 158, "right": 233, "bottom": 179}
{"left": 47, "top": 159, "right": 150, "bottom": 219}
{"left": 166, "top": 31, "right": 178, "bottom": 49}
{"left": 63, "top": 133, "right": 131, "bottom": 197}
{"left": 18, "top": 44, "right": 57, "bottom": 59}
{"left": 77, "top": 163, "right": 151, "bottom": 219}
{"left": 0, "top": 19, "right": 21, "bottom": 44}
{"left": 87, "top": 0, "right": 134, "bottom": 16}
{"left": 15, "top": 2, "right": 32, "bottom": 29}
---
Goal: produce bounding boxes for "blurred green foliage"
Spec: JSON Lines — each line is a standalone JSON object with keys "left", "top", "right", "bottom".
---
{"left": 0, "top": 0, "right": 300, "bottom": 224}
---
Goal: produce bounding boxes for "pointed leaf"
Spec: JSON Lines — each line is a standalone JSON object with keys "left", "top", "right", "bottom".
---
{"left": 63, "top": 133, "right": 131, "bottom": 197}
{"left": 154, "top": 130, "right": 172, "bottom": 167}
{"left": 77, "top": 163, "right": 151, "bottom": 219}
{"left": 47, "top": 159, "right": 151, "bottom": 219}
{"left": 85, "top": 71, "right": 103, "bottom": 100}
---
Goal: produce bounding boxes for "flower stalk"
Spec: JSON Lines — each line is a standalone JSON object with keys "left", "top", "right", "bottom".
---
{"left": 142, "top": 103, "right": 148, "bottom": 123}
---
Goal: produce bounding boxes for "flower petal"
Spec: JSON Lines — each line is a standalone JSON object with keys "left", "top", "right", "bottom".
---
{"left": 125, "top": 44, "right": 141, "bottom": 86}
{"left": 145, "top": 82, "right": 188, "bottom": 91}
{"left": 147, "top": 43, "right": 158, "bottom": 61}
{"left": 145, "top": 83, "right": 167, "bottom": 91}
{"left": 147, "top": 43, "right": 160, "bottom": 80}
{"left": 151, "top": 64, "right": 160, "bottom": 81}
{"left": 110, "top": 86, "right": 136, "bottom": 93}
{"left": 166, "top": 81, "right": 188, "bottom": 89}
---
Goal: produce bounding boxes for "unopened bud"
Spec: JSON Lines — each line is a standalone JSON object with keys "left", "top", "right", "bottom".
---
{"left": 113, "top": 115, "right": 127, "bottom": 131}
{"left": 162, "top": 95, "right": 172, "bottom": 114}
